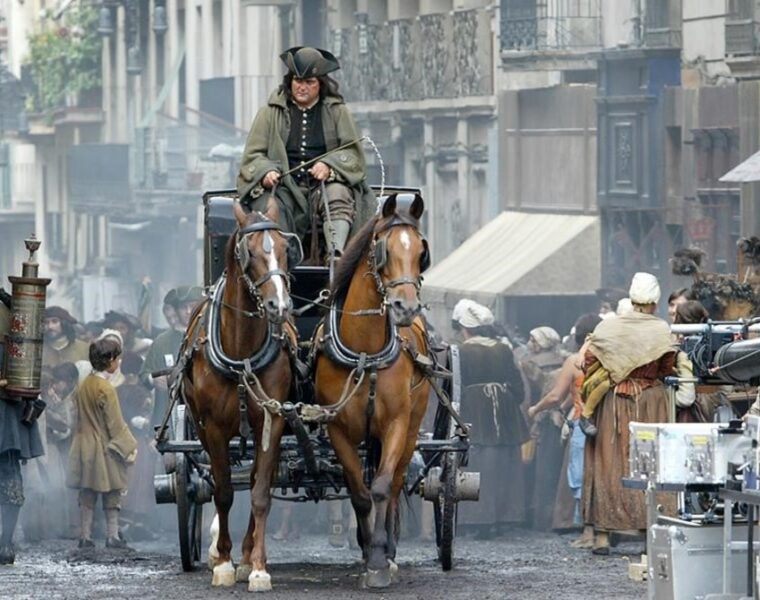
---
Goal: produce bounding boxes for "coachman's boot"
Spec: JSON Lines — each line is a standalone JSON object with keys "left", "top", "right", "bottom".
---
{"left": 324, "top": 220, "right": 351, "bottom": 257}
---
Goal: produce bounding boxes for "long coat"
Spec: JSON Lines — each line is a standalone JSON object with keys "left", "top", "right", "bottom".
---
{"left": 237, "top": 89, "right": 376, "bottom": 238}
{"left": 457, "top": 336, "right": 528, "bottom": 526}
{"left": 67, "top": 374, "right": 137, "bottom": 492}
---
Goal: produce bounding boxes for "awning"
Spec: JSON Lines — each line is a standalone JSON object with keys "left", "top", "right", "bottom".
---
{"left": 423, "top": 211, "right": 600, "bottom": 301}
{"left": 720, "top": 150, "right": 760, "bottom": 182}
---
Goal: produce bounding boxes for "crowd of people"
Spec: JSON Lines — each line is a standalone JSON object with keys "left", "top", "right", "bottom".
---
{"left": 450, "top": 271, "right": 732, "bottom": 554}
{"left": 7, "top": 285, "right": 205, "bottom": 553}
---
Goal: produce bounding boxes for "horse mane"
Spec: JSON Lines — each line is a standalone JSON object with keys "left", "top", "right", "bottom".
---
{"left": 330, "top": 215, "right": 380, "bottom": 300}
{"left": 224, "top": 210, "right": 271, "bottom": 272}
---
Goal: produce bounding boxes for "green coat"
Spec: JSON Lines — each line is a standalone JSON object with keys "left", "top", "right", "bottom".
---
{"left": 237, "top": 89, "right": 377, "bottom": 237}
{"left": 67, "top": 374, "right": 137, "bottom": 492}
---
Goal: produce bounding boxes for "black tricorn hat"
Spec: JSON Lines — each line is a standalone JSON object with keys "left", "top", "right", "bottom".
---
{"left": 280, "top": 46, "right": 340, "bottom": 78}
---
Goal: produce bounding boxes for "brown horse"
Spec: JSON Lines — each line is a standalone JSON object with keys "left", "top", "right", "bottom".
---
{"left": 181, "top": 197, "right": 300, "bottom": 591}
{"left": 314, "top": 193, "right": 432, "bottom": 588}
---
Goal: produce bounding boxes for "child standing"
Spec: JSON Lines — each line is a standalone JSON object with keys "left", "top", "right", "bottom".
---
{"left": 67, "top": 338, "right": 137, "bottom": 549}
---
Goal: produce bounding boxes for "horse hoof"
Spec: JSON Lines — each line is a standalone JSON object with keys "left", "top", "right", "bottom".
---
{"left": 211, "top": 561, "right": 236, "bottom": 587}
{"left": 364, "top": 567, "right": 391, "bottom": 589}
{"left": 236, "top": 564, "right": 252, "bottom": 582}
{"left": 388, "top": 560, "right": 399, "bottom": 583}
{"left": 248, "top": 569, "right": 272, "bottom": 592}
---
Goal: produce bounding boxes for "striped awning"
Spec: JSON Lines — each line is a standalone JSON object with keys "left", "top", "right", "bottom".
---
{"left": 423, "top": 211, "right": 600, "bottom": 299}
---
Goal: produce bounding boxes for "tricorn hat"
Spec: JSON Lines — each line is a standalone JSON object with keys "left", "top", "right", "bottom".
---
{"left": 280, "top": 46, "right": 340, "bottom": 78}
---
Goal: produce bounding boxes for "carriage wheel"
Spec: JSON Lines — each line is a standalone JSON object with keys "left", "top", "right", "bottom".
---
{"left": 437, "top": 451, "right": 458, "bottom": 571}
{"left": 176, "top": 452, "right": 203, "bottom": 571}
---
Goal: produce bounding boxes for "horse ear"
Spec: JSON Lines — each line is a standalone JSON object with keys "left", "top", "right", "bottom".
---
{"left": 265, "top": 194, "right": 280, "bottom": 222}
{"left": 233, "top": 201, "right": 249, "bottom": 229}
{"left": 410, "top": 194, "right": 425, "bottom": 220}
{"left": 382, "top": 194, "right": 397, "bottom": 219}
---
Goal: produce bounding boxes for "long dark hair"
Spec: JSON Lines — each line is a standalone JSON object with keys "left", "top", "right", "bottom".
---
{"left": 279, "top": 73, "right": 344, "bottom": 102}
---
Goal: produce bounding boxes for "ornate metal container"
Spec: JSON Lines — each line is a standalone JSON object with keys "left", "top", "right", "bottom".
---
{"left": 2, "top": 236, "right": 51, "bottom": 398}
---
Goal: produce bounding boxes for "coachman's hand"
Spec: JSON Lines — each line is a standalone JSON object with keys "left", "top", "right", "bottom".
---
{"left": 309, "top": 161, "right": 331, "bottom": 182}
{"left": 262, "top": 170, "right": 281, "bottom": 189}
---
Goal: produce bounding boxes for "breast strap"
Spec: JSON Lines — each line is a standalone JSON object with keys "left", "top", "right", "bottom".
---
{"left": 320, "top": 295, "right": 402, "bottom": 372}
{"left": 204, "top": 274, "right": 282, "bottom": 380}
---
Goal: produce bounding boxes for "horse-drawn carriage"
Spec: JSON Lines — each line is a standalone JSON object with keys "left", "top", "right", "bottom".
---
{"left": 152, "top": 186, "right": 479, "bottom": 590}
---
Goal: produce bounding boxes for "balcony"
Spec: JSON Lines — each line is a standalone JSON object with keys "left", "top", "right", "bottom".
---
{"left": 330, "top": 8, "right": 493, "bottom": 104}
{"left": 499, "top": 0, "right": 602, "bottom": 71}
{"left": 67, "top": 143, "right": 131, "bottom": 212}
{"left": 725, "top": 0, "right": 760, "bottom": 78}
{"left": 643, "top": 0, "right": 682, "bottom": 48}
{"left": 726, "top": 0, "right": 759, "bottom": 55}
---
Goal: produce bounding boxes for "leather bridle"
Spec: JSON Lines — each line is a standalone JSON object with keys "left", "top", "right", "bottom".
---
{"left": 233, "top": 216, "right": 301, "bottom": 319}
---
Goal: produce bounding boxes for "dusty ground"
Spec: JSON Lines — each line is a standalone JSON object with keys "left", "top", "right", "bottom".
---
{"left": 0, "top": 528, "right": 646, "bottom": 600}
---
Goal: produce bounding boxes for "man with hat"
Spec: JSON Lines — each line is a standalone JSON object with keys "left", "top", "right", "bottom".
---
{"left": 141, "top": 286, "right": 204, "bottom": 425}
{"left": 237, "top": 46, "right": 376, "bottom": 258}
{"left": 450, "top": 299, "right": 528, "bottom": 536}
{"left": 594, "top": 287, "right": 627, "bottom": 320}
{"left": 102, "top": 310, "right": 152, "bottom": 357}
{"left": 42, "top": 307, "right": 89, "bottom": 368}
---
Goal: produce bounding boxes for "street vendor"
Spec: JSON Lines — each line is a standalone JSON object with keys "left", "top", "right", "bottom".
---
{"left": 0, "top": 294, "right": 45, "bottom": 565}
{"left": 237, "top": 46, "right": 376, "bottom": 258}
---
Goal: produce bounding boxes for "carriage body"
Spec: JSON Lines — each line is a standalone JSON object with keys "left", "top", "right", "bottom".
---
{"left": 153, "top": 188, "right": 477, "bottom": 573}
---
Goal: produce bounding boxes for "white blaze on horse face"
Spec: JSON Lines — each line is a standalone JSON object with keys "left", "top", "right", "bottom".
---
{"left": 399, "top": 230, "right": 412, "bottom": 251}
{"left": 265, "top": 232, "right": 287, "bottom": 314}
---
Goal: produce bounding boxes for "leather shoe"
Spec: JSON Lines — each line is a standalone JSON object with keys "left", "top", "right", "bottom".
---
{"left": 78, "top": 538, "right": 95, "bottom": 549}
{"left": 579, "top": 416, "right": 598, "bottom": 438}
{"left": 106, "top": 536, "right": 131, "bottom": 550}
{"left": 0, "top": 544, "right": 15, "bottom": 565}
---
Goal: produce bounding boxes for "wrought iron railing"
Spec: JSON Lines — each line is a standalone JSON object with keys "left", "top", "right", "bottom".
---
{"left": 643, "top": 0, "right": 682, "bottom": 47}
{"left": 726, "top": 0, "right": 759, "bottom": 55}
{"left": 500, "top": 0, "right": 602, "bottom": 52}
{"left": 330, "top": 8, "right": 493, "bottom": 103}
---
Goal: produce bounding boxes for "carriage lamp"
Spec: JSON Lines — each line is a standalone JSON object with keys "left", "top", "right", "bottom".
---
{"left": 3, "top": 235, "right": 51, "bottom": 398}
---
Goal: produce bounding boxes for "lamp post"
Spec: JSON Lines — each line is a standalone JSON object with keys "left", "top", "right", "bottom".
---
{"left": 97, "top": 0, "right": 169, "bottom": 75}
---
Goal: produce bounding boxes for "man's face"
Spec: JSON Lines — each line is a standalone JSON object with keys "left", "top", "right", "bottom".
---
{"left": 598, "top": 301, "right": 613, "bottom": 316}
{"left": 163, "top": 304, "right": 178, "bottom": 329}
{"left": 43, "top": 317, "right": 64, "bottom": 341}
{"left": 177, "top": 302, "right": 195, "bottom": 328}
{"left": 291, "top": 77, "right": 320, "bottom": 108}
{"left": 53, "top": 378, "right": 75, "bottom": 398}
{"left": 668, "top": 295, "right": 687, "bottom": 322}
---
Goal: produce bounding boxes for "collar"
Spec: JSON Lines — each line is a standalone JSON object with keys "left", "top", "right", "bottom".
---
{"left": 291, "top": 98, "right": 320, "bottom": 111}
{"left": 463, "top": 336, "right": 499, "bottom": 347}
{"left": 49, "top": 336, "right": 70, "bottom": 351}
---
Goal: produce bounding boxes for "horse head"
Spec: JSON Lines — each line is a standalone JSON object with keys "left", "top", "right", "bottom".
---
{"left": 371, "top": 193, "right": 430, "bottom": 327}
{"left": 232, "top": 196, "right": 302, "bottom": 325}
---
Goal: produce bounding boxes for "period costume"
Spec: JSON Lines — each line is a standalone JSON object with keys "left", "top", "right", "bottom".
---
{"left": 67, "top": 373, "right": 136, "bottom": 546}
{"left": 237, "top": 47, "right": 376, "bottom": 255}
{"left": 520, "top": 327, "right": 566, "bottom": 531}
{"left": 0, "top": 299, "right": 45, "bottom": 563}
{"left": 42, "top": 307, "right": 89, "bottom": 368}
{"left": 582, "top": 274, "right": 677, "bottom": 534}
{"left": 451, "top": 299, "right": 528, "bottom": 530}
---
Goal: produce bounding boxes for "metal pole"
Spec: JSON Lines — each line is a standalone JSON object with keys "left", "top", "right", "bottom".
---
{"left": 724, "top": 497, "right": 734, "bottom": 595}
{"left": 748, "top": 504, "right": 754, "bottom": 598}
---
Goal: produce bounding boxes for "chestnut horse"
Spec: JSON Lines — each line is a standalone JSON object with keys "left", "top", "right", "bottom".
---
{"left": 314, "top": 193, "right": 432, "bottom": 588}
{"left": 181, "top": 198, "right": 300, "bottom": 591}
